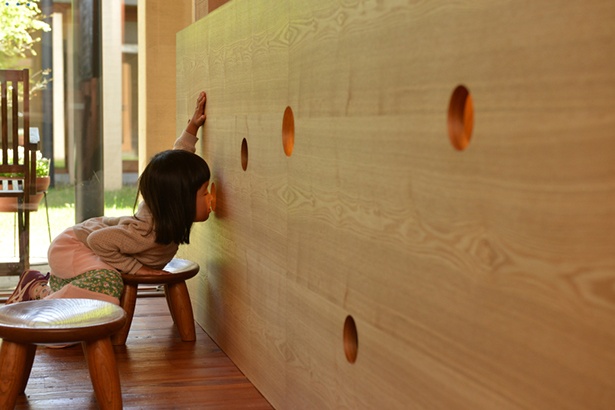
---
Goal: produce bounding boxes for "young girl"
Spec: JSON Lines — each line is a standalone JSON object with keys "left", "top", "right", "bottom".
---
{"left": 7, "top": 91, "right": 211, "bottom": 305}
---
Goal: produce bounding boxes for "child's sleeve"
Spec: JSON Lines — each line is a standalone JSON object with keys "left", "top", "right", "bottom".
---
{"left": 172, "top": 130, "right": 198, "bottom": 153}
{"left": 85, "top": 225, "right": 150, "bottom": 274}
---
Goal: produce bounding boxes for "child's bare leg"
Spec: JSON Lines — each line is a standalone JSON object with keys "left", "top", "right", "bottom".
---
{"left": 45, "top": 284, "right": 120, "bottom": 305}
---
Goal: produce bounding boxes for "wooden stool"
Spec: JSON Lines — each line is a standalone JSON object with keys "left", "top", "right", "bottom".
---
{"left": 0, "top": 298, "right": 126, "bottom": 409}
{"left": 112, "top": 258, "right": 200, "bottom": 346}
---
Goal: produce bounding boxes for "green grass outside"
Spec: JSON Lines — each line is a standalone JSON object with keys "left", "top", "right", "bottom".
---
{"left": 0, "top": 184, "right": 138, "bottom": 262}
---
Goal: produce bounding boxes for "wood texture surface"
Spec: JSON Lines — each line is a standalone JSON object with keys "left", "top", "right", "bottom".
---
{"left": 177, "top": 1, "right": 615, "bottom": 408}
{"left": 0, "top": 341, "right": 33, "bottom": 408}
{"left": 9, "top": 297, "right": 272, "bottom": 409}
{"left": 84, "top": 338, "right": 123, "bottom": 409}
{"left": 113, "top": 259, "right": 199, "bottom": 345}
{"left": 0, "top": 299, "right": 126, "bottom": 409}
{"left": 0, "top": 299, "right": 126, "bottom": 344}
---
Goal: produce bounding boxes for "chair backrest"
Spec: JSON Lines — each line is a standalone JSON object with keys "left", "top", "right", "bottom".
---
{"left": 0, "top": 69, "right": 36, "bottom": 201}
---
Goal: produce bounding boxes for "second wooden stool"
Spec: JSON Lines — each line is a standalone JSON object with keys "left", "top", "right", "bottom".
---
{"left": 0, "top": 298, "right": 126, "bottom": 409}
{"left": 112, "top": 258, "right": 200, "bottom": 345}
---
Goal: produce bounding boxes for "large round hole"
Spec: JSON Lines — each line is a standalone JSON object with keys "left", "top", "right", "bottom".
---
{"left": 447, "top": 85, "right": 474, "bottom": 150}
{"left": 241, "top": 138, "right": 248, "bottom": 171}
{"left": 343, "top": 315, "right": 358, "bottom": 364}
{"left": 282, "top": 106, "right": 295, "bottom": 156}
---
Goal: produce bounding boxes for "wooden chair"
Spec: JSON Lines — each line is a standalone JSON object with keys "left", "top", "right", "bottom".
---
{"left": 0, "top": 298, "right": 127, "bottom": 409}
{"left": 0, "top": 69, "right": 37, "bottom": 274}
{"left": 112, "top": 258, "right": 200, "bottom": 346}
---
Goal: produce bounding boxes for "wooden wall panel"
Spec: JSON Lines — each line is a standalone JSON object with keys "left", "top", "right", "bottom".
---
{"left": 176, "top": 1, "right": 615, "bottom": 408}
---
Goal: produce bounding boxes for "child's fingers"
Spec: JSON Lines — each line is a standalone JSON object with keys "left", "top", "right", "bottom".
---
{"left": 196, "top": 91, "right": 206, "bottom": 107}
{"left": 190, "top": 92, "right": 207, "bottom": 125}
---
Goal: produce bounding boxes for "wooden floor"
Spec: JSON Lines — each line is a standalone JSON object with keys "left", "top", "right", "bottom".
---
{"left": 9, "top": 296, "right": 273, "bottom": 409}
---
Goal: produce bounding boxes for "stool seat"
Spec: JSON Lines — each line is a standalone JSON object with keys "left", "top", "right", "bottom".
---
{"left": 0, "top": 299, "right": 126, "bottom": 345}
{"left": 0, "top": 299, "right": 126, "bottom": 409}
{"left": 121, "top": 258, "right": 199, "bottom": 285}
{"left": 112, "top": 258, "right": 200, "bottom": 345}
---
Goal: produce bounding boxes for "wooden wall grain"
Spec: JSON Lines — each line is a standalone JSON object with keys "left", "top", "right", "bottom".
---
{"left": 176, "top": 1, "right": 615, "bottom": 408}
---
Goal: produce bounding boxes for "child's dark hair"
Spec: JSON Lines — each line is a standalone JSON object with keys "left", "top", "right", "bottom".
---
{"left": 137, "top": 150, "right": 210, "bottom": 245}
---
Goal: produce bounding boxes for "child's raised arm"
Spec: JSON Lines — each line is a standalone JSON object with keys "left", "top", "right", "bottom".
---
{"left": 173, "top": 91, "right": 207, "bottom": 152}
{"left": 185, "top": 91, "right": 207, "bottom": 136}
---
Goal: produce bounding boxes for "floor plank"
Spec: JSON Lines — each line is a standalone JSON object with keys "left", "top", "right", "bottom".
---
{"left": 9, "top": 296, "right": 273, "bottom": 409}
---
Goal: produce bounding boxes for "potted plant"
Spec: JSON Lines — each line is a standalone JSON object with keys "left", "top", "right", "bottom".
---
{"left": 0, "top": 147, "right": 50, "bottom": 212}
{"left": 33, "top": 149, "right": 50, "bottom": 192}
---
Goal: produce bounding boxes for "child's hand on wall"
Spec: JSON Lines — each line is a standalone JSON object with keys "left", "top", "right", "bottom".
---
{"left": 186, "top": 91, "right": 207, "bottom": 135}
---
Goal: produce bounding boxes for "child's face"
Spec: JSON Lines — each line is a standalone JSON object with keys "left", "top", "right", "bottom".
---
{"left": 194, "top": 181, "right": 212, "bottom": 222}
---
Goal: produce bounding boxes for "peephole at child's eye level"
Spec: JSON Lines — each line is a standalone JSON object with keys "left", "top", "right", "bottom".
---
{"left": 210, "top": 182, "right": 216, "bottom": 213}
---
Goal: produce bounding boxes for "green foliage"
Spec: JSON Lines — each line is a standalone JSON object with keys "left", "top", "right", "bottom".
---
{"left": 0, "top": 185, "right": 139, "bottom": 260}
{"left": 0, "top": 2, "right": 52, "bottom": 98}
{"left": 45, "top": 184, "right": 138, "bottom": 217}
{"left": 104, "top": 186, "right": 139, "bottom": 211}
{"left": 35, "top": 154, "right": 49, "bottom": 177}
{"left": 0, "top": 148, "right": 50, "bottom": 177}
{"left": 0, "top": 1, "right": 51, "bottom": 68}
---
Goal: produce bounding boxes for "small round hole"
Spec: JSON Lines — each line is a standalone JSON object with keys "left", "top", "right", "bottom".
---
{"left": 447, "top": 85, "right": 474, "bottom": 150}
{"left": 241, "top": 138, "right": 248, "bottom": 171}
{"left": 343, "top": 315, "right": 358, "bottom": 363}
{"left": 282, "top": 106, "right": 295, "bottom": 156}
{"left": 210, "top": 182, "right": 216, "bottom": 212}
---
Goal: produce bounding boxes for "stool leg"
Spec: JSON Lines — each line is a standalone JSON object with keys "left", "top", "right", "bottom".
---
{"left": 0, "top": 341, "right": 36, "bottom": 409}
{"left": 165, "top": 281, "right": 196, "bottom": 342}
{"left": 19, "top": 343, "right": 36, "bottom": 394}
{"left": 165, "top": 289, "right": 177, "bottom": 323}
{"left": 112, "top": 283, "right": 138, "bottom": 346}
{"left": 83, "top": 338, "right": 123, "bottom": 410}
